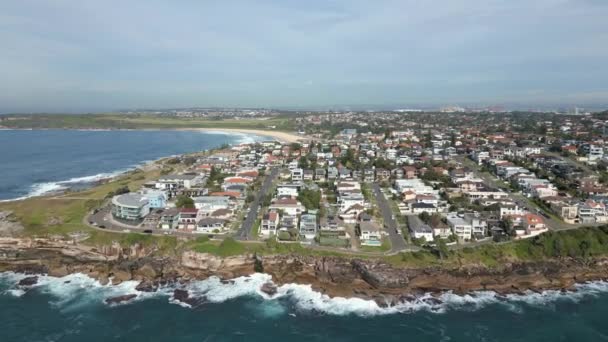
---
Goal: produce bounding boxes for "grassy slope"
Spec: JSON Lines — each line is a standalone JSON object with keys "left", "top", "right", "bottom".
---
{"left": 0, "top": 114, "right": 295, "bottom": 131}
{"left": 0, "top": 167, "right": 181, "bottom": 252}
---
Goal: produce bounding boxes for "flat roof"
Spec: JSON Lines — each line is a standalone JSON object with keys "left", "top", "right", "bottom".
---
{"left": 112, "top": 193, "right": 148, "bottom": 208}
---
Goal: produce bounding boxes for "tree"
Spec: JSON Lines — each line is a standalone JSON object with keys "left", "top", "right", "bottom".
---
{"left": 263, "top": 194, "right": 272, "bottom": 207}
{"left": 298, "top": 188, "right": 321, "bottom": 210}
{"left": 579, "top": 240, "right": 591, "bottom": 259}
{"left": 418, "top": 211, "right": 431, "bottom": 224}
{"left": 183, "top": 156, "right": 197, "bottom": 166}
{"left": 503, "top": 217, "right": 515, "bottom": 237}
{"left": 434, "top": 237, "right": 449, "bottom": 260}
{"left": 298, "top": 155, "right": 310, "bottom": 169}
{"left": 553, "top": 238, "right": 564, "bottom": 257}
{"left": 175, "top": 195, "right": 195, "bottom": 208}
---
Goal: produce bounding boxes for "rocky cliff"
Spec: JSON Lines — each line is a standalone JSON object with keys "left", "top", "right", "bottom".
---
{"left": 1, "top": 238, "right": 607, "bottom": 304}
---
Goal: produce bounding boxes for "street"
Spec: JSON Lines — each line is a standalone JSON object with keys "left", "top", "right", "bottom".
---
{"left": 372, "top": 183, "right": 408, "bottom": 252}
{"left": 86, "top": 206, "right": 198, "bottom": 238}
{"left": 235, "top": 167, "right": 279, "bottom": 240}
{"left": 459, "top": 156, "right": 602, "bottom": 231}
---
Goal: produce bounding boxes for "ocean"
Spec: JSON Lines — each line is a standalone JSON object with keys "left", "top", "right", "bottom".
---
{"left": 2, "top": 129, "right": 608, "bottom": 341}
{"left": 0, "top": 129, "right": 267, "bottom": 201}
{"left": 1, "top": 272, "right": 608, "bottom": 341}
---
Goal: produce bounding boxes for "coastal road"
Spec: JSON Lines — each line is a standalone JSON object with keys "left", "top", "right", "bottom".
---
{"left": 87, "top": 206, "right": 199, "bottom": 239}
{"left": 458, "top": 156, "right": 604, "bottom": 231}
{"left": 458, "top": 156, "right": 571, "bottom": 230}
{"left": 372, "top": 183, "right": 408, "bottom": 253}
{"left": 235, "top": 167, "right": 279, "bottom": 240}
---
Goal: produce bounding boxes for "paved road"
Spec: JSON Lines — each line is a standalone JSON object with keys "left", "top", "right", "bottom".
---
{"left": 235, "top": 167, "right": 279, "bottom": 240}
{"left": 544, "top": 151, "right": 594, "bottom": 176}
{"left": 87, "top": 206, "right": 198, "bottom": 238}
{"left": 372, "top": 183, "right": 408, "bottom": 252}
{"left": 458, "top": 156, "right": 604, "bottom": 231}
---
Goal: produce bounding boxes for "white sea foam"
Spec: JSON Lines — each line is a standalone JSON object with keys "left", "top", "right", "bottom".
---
{"left": 0, "top": 168, "right": 133, "bottom": 202}
{"left": 196, "top": 130, "right": 269, "bottom": 145}
{"left": 4, "top": 273, "right": 607, "bottom": 316}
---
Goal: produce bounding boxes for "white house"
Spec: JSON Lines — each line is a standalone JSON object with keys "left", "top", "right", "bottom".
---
{"left": 407, "top": 216, "right": 434, "bottom": 242}
{"left": 269, "top": 198, "right": 305, "bottom": 216}
{"left": 360, "top": 221, "right": 382, "bottom": 246}
{"left": 260, "top": 211, "right": 280, "bottom": 237}
{"left": 291, "top": 168, "right": 303, "bottom": 181}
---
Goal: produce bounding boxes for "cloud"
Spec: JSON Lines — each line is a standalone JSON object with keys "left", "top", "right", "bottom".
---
{"left": 0, "top": 0, "right": 607, "bottom": 112}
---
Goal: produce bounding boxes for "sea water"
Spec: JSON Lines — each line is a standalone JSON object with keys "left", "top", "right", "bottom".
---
{"left": 1, "top": 272, "right": 608, "bottom": 341}
{"left": 0, "top": 129, "right": 267, "bottom": 201}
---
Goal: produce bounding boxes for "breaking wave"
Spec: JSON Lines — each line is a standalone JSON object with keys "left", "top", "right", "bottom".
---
{"left": 196, "top": 130, "right": 269, "bottom": 145}
{"left": 0, "top": 169, "right": 133, "bottom": 202}
{"left": 2, "top": 272, "right": 608, "bottom": 317}
{"left": 1, "top": 132, "right": 266, "bottom": 203}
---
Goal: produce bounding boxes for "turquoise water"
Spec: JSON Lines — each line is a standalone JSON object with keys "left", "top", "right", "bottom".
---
{"left": 0, "top": 129, "right": 267, "bottom": 201}
{"left": 2, "top": 272, "right": 608, "bottom": 341}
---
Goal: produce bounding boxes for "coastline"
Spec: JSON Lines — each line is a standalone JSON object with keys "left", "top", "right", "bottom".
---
{"left": 0, "top": 128, "right": 282, "bottom": 203}
{"left": 1, "top": 237, "right": 608, "bottom": 313}
{"left": 176, "top": 127, "right": 302, "bottom": 143}
{"left": 0, "top": 126, "right": 303, "bottom": 144}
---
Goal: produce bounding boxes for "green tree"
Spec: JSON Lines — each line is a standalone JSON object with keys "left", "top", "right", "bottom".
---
{"left": 434, "top": 237, "right": 449, "bottom": 260}
{"left": 418, "top": 211, "right": 431, "bottom": 224}
{"left": 298, "top": 188, "right": 321, "bottom": 210}
{"left": 175, "top": 195, "right": 195, "bottom": 208}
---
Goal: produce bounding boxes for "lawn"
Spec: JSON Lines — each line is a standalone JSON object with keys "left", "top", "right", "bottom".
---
{"left": 1, "top": 114, "right": 296, "bottom": 131}
{"left": 0, "top": 167, "right": 161, "bottom": 240}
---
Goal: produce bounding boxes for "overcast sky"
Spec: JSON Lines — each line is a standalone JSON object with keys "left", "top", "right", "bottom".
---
{"left": 1, "top": 0, "right": 607, "bottom": 112}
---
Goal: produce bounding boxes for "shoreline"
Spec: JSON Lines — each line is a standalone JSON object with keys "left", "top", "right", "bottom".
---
{"left": 1, "top": 238, "right": 608, "bottom": 312}
{"left": 0, "top": 126, "right": 303, "bottom": 144}
{"left": 176, "top": 128, "right": 302, "bottom": 143}
{"left": 0, "top": 128, "right": 288, "bottom": 203}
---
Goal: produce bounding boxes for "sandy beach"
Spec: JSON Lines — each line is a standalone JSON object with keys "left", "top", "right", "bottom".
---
{"left": 187, "top": 128, "right": 303, "bottom": 143}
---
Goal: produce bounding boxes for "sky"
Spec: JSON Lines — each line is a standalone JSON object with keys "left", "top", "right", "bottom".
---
{"left": 1, "top": 0, "right": 607, "bottom": 112}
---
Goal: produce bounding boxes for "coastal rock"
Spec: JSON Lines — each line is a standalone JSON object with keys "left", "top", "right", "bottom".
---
{"left": 109, "top": 270, "right": 132, "bottom": 284}
{"left": 0, "top": 211, "right": 24, "bottom": 237}
{"left": 260, "top": 282, "right": 278, "bottom": 296}
{"left": 135, "top": 280, "right": 159, "bottom": 292}
{"left": 314, "top": 257, "right": 358, "bottom": 284}
{"left": 48, "top": 265, "right": 69, "bottom": 278}
{"left": 105, "top": 294, "right": 137, "bottom": 304}
{"left": 173, "top": 289, "right": 204, "bottom": 307}
{"left": 422, "top": 297, "right": 443, "bottom": 306}
{"left": 351, "top": 260, "right": 410, "bottom": 288}
{"left": 18, "top": 276, "right": 38, "bottom": 287}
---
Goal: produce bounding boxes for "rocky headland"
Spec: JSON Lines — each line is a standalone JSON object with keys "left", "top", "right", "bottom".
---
{"left": 1, "top": 237, "right": 607, "bottom": 307}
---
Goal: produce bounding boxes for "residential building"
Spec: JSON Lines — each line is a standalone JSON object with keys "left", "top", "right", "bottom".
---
{"left": 407, "top": 216, "right": 434, "bottom": 242}
{"left": 299, "top": 214, "right": 318, "bottom": 240}
{"left": 196, "top": 218, "right": 226, "bottom": 234}
{"left": 291, "top": 168, "right": 303, "bottom": 181}
{"left": 359, "top": 221, "right": 382, "bottom": 246}
{"left": 261, "top": 211, "right": 280, "bottom": 237}
{"left": 159, "top": 208, "right": 179, "bottom": 229}
{"left": 111, "top": 193, "right": 150, "bottom": 221}
{"left": 177, "top": 208, "right": 198, "bottom": 230}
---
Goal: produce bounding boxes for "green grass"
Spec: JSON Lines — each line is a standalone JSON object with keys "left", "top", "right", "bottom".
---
{"left": 1, "top": 114, "right": 296, "bottom": 131}
{"left": 385, "top": 226, "right": 608, "bottom": 268}
{"left": 190, "top": 237, "right": 246, "bottom": 257}
{"left": 0, "top": 167, "right": 163, "bottom": 242}
{"left": 251, "top": 219, "right": 261, "bottom": 238}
